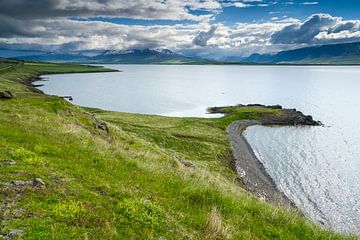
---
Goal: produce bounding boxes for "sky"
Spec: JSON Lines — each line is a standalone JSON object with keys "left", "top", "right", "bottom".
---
{"left": 1, "top": 0, "right": 360, "bottom": 58}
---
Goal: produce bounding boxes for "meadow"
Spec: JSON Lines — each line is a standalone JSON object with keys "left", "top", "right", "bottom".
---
{"left": 0, "top": 61, "right": 353, "bottom": 239}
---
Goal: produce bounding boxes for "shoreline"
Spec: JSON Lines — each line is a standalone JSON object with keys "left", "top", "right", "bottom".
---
{"left": 30, "top": 71, "right": 315, "bottom": 213}
{"left": 30, "top": 71, "right": 317, "bottom": 211}
{"left": 227, "top": 120, "right": 296, "bottom": 208}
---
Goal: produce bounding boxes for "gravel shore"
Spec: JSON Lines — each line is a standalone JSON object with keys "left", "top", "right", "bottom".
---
{"left": 228, "top": 120, "right": 295, "bottom": 207}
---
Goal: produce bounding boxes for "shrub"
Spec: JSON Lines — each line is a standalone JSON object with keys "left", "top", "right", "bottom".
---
{"left": 34, "top": 144, "right": 51, "bottom": 155}
{"left": 11, "top": 147, "right": 43, "bottom": 165}
{"left": 50, "top": 200, "right": 86, "bottom": 223}
{"left": 11, "top": 148, "right": 36, "bottom": 160}
{"left": 117, "top": 198, "right": 164, "bottom": 231}
{"left": 204, "top": 207, "right": 233, "bottom": 240}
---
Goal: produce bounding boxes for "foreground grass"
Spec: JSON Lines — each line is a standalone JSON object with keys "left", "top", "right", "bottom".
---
{"left": 0, "top": 61, "right": 354, "bottom": 239}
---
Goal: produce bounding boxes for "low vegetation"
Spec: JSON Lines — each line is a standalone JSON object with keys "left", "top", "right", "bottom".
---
{"left": 0, "top": 61, "right": 354, "bottom": 239}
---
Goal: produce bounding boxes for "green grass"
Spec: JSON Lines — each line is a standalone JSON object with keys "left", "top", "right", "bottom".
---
{"left": 288, "top": 56, "right": 360, "bottom": 65}
{"left": 0, "top": 61, "right": 355, "bottom": 239}
{"left": 23, "top": 62, "right": 118, "bottom": 74}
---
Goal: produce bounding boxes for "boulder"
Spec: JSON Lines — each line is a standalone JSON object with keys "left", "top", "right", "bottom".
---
{"left": 31, "top": 178, "right": 46, "bottom": 188}
{"left": 0, "top": 91, "right": 13, "bottom": 99}
{"left": 5, "top": 178, "right": 46, "bottom": 189}
{"left": 1, "top": 159, "right": 16, "bottom": 165}
{"left": 179, "top": 159, "right": 196, "bottom": 168}
{"left": 5, "top": 228, "right": 23, "bottom": 239}
{"left": 95, "top": 121, "right": 109, "bottom": 135}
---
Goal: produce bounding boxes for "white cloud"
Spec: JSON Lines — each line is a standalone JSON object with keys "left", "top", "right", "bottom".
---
{"left": 0, "top": 0, "right": 223, "bottom": 22}
{"left": 1, "top": 1, "right": 360, "bottom": 59}
{"left": 271, "top": 14, "right": 360, "bottom": 44}
{"left": 301, "top": 2, "right": 319, "bottom": 5}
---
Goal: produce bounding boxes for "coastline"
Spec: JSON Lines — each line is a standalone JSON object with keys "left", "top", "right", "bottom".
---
{"left": 31, "top": 71, "right": 301, "bottom": 208}
{"left": 1, "top": 61, "right": 349, "bottom": 239}
{"left": 32, "top": 71, "right": 316, "bottom": 211}
{"left": 208, "top": 104, "right": 321, "bottom": 210}
{"left": 227, "top": 120, "right": 295, "bottom": 207}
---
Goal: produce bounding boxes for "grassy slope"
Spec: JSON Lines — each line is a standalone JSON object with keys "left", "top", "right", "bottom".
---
{"left": 0, "top": 61, "right": 353, "bottom": 239}
{"left": 289, "top": 56, "right": 360, "bottom": 65}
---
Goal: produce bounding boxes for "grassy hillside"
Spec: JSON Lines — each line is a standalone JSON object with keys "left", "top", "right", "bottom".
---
{"left": 244, "top": 42, "right": 360, "bottom": 65}
{"left": 289, "top": 56, "right": 360, "bottom": 65}
{"left": 0, "top": 61, "right": 354, "bottom": 239}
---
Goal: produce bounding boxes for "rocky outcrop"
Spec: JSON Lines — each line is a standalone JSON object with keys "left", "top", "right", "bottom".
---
{"left": 89, "top": 114, "right": 110, "bottom": 135}
{"left": 3, "top": 228, "right": 23, "bottom": 239}
{"left": 179, "top": 159, "right": 196, "bottom": 168}
{"left": 4, "top": 178, "right": 46, "bottom": 190}
{"left": 261, "top": 108, "right": 321, "bottom": 126}
{"left": 0, "top": 159, "right": 16, "bottom": 166}
{"left": 208, "top": 104, "right": 321, "bottom": 126}
{"left": 0, "top": 91, "right": 13, "bottom": 99}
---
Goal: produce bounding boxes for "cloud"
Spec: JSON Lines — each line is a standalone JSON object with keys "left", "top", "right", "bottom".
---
{"left": 271, "top": 14, "right": 360, "bottom": 45}
{"left": 222, "top": 0, "right": 269, "bottom": 8}
{"left": 271, "top": 14, "right": 339, "bottom": 44}
{"left": 1, "top": 3, "right": 360, "bottom": 59}
{"left": 193, "top": 26, "right": 218, "bottom": 46}
{"left": 0, "top": 16, "right": 285, "bottom": 58}
{"left": 0, "top": 0, "right": 220, "bottom": 21}
{"left": 230, "top": 2, "right": 252, "bottom": 8}
{"left": 301, "top": 2, "right": 319, "bottom": 5}
{"left": 0, "top": 18, "right": 204, "bottom": 52}
{"left": 0, "top": 15, "right": 39, "bottom": 38}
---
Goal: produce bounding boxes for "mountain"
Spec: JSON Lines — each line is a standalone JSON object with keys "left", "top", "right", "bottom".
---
{"left": 18, "top": 53, "right": 88, "bottom": 62}
{"left": 1, "top": 48, "right": 212, "bottom": 64}
{"left": 3, "top": 42, "right": 360, "bottom": 65}
{"left": 242, "top": 42, "right": 360, "bottom": 64}
{"left": 0, "top": 48, "right": 46, "bottom": 58}
{"left": 83, "top": 48, "right": 211, "bottom": 64}
{"left": 0, "top": 48, "right": 100, "bottom": 62}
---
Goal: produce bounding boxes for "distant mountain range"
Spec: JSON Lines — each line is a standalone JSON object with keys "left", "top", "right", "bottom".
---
{"left": 2, "top": 42, "right": 360, "bottom": 64}
{"left": 84, "top": 48, "right": 211, "bottom": 64}
{"left": 240, "top": 42, "right": 360, "bottom": 64}
{"left": 2, "top": 48, "right": 210, "bottom": 64}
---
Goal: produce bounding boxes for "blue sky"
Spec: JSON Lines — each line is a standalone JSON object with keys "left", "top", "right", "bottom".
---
{"left": 0, "top": 0, "right": 360, "bottom": 57}
{"left": 90, "top": 0, "right": 360, "bottom": 25}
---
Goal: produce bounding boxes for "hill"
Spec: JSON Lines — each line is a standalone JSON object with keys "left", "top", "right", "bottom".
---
{"left": 18, "top": 53, "right": 88, "bottom": 62}
{"left": 2, "top": 48, "right": 210, "bottom": 64}
{"left": 83, "top": 48, "right": 211, "bottom": 64}
{"left": 242, "top": 42, "right": 360, "bottom": 64}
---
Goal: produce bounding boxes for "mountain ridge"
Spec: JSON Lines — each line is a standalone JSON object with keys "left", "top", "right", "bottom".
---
{"left": 242, "top": 41, "right": 360, "bottom": 64}
{"left": 3, "top": 42, "right": 360, "bottom": 64}
{"left": 84, "top": 48, "right": 211, "bottom": 64}
{"left": 7, "top": 48, "right": 212, "bottom": 64}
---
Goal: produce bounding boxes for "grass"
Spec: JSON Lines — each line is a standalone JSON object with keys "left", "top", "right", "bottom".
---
{"left": 0, "top": 60, "right": 355, "bottom": 239}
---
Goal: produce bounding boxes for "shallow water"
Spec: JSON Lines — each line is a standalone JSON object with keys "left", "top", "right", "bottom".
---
{"left": 35, "top": 64, "right": 360, "bottom": 234}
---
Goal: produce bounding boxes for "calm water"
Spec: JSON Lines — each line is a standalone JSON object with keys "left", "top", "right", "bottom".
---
{"left": 35, "top": 65, "right": 360, "bottom": 234}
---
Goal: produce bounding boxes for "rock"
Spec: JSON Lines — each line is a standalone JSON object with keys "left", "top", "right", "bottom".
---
{"left": 179, "top": 159, "right": 196, "bottom": 168}
{"left": 262, "top": 109, "right": 321, "bottom": 126}
{"left": 0, "top": 91, "right": 13, "bottom": 99}
{"left": 5, "top": 178, "right": 45, "bottom": 189}
{"left": 95, "top": 121, "right": 109, "bottom": 135}
{"left": 31, "top": 178, "right": 46, "bottom": 188}
{"left": 60, "top": 178, "right": 76, "bottom": 183}
{"left": 247, "top": 104, "right": 266, "bottom": 107}
{"left": 60, "top": 96, "right": 73, "bottom": 101}
{"left": 8, "top": 180, "right": 28, "bottom": 187}
{"left": 267, "top": 104, "right": 282, "bottom": 109}
{"left": 90, "top": 114, "right": 110, "bottom": 135}
{"left": 1, "top": 159, "right": 16, "bottom": 165}
{"left": 5, "top": 228, "right": 23, "bottom": 239}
